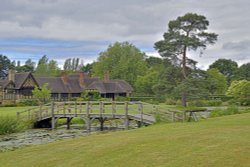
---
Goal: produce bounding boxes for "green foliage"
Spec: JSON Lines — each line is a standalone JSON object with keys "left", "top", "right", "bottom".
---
{"left": 165, "top": 98, "right": 178, "bottom": 105}
{"left": 17, "top": 99, "right": 39, "bottom": 106}
{"left": 32, "top": 83, "right": 51, "bottom": 104}
{"left": 115, "top": 96, "right": 130, "bottom": 101}
{"left": 135, "top": 70, "right": 159, "bottom": 95}
{"left": 16, "top": 59, "right": 35, "bottom": 73}
{"left": 81, "top": 63, "right": 93, "bottom": 73}
{"left": 210, "top": 105, "right": 241, "bottom": 117}
{"left": 188, "top": 100, "right": 222, "bottom": 107}
{"left": 34, "top": 55, "right": 60, "bottom": 77}
{"left": 209, "top": 59, "right": 238, "bottom": 83}
{"left": 81, "top": 90, "right": 101, "bottom": 101}
{"left": 92, "top": 42, "right": 147, "bottom": 87}
{"left": 227, "top": 80, "right": 250, "bottom": 106}
{"left": 172, "top": 77, "right": 209, "bottom": 100}
{"left": 154, "top": 13, "right": 218, "bottom": 106}
{"left": 236, "top": 63, "right": 250, "bottom": 81}
{"left": 0, "top": 116, "right": 24, "bottom": 135}
{"left": 0, "top": 54, "right": 14, "bottom": 79}
{"left": 63, "top": 58, "right": 83, "bottom": 72}
{"left": 206, "top": 68, "right": 227, "bottom": 94}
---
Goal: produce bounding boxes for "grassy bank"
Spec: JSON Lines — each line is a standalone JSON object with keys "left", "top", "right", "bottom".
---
{"left": 0, "top": 113, "right": 250, "bottom": 166}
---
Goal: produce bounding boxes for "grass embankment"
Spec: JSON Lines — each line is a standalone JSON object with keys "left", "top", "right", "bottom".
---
{"left": 0, "top": 113, "right": 250, "bottom": 167}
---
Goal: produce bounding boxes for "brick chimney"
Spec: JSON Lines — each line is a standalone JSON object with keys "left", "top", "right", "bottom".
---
{"left": 104, "top": 71, "right": 110, "bottom": 82}
{"left": 61, "top": 71, "right": 69, "bottom": 84}
{"left": 79, "top": 71, "right": 85, "bottom": 87}
{"left": 8, "top": 69, "right": 15, "bottom": 81}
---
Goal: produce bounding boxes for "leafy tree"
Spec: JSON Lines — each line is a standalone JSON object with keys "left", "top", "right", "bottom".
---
{"left": 32, "top": 83, "right": 51, "bottom": 104}
{"left": 63, "top": 58, "right": 81, "bottom": 72}
{"left": 236, "top": 63, "right": 250, "bottom": 81}
{"left": 209, "top": 59, "right": 238, "bottom": 83}
{"left": 81, "top": 63, "right": 93, "bottom": 73}
{"left": 227, "top": 80, "right": 250, "bottom": 105}
{"left": 206, "top": 68, "right": 227, "bottom": 95}
{"left": 48, "top": 60, "right": 60, "bottom": 76}
{"left": 153, "top": 61, "right": 182, "bottom": 99}
{"left": 154, "top": 13, "right": 218, "bottom": 106}
{"left": 145, "top": 57, "right": 163, "bottom": 68}
{"left": 0, "top": 55, "right": 14, "bottom": 79}
{"left": 135, "top": 70, "right": 159, "bottom": 95}
{"left": 92, "top": 42, "right": 147, "bottom": 87}
{"left": 35, "top": 55, "right": 60, "bottom": 76}
{"left": 16, "top": 59, "right": 36, "bottom": 73}
{"left": 35, "top": 55, "right": 49, "bottom": 76}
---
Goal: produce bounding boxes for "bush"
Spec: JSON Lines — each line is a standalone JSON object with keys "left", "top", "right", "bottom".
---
{"left": 0, "top": 116, "right": 25, "bottom": 135}
{"left": 99, "top": 98, "right": 111, "bottom": 101}
{"left": 188, "top": 100, "right": 222, "bottom": 107}
{"left": 115, "top": 96, "right": 130, "bottom": 101}
{"left": 210, "top": 105, "right": 240, "bottom": 117}
{"left": 165, "top": 98, "right": 177, "bottom": 105}
{"left": 207, "top": 100, "right": 223, "bottom": 106}
{"left": 17, "top": 99, "right": 39, "bottom": 106}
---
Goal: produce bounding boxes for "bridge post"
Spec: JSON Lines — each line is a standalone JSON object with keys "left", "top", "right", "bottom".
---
{"left": 51, "top": 101, "right": 56, "bottom": 130}
{"left": 139, "top": 102, "right": 144, "bottom": 127}
{"left": 86, "top": 102, "right": 91, "bottom": 133}
{"left": 124, "top": 102, "right": 129, "bottom": 130}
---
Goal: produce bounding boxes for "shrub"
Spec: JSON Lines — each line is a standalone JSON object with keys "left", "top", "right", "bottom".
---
{"left": 17, "top": 99, "right": 39, "bottom": 106}
{"left": 165, "top": 98, "right": 177, "bottom": 105}
{"left": 188, "top": 100, "right": 222, "bottom": 107}
{"left": 210, "top": 105, "right": 240, "bottom": 117}
{"left": 207, "top": 100, "right": 222, "bottom": 106}
{"left": 99, "top": 98, "right": 111, "bottom": 101}
{"left": 115, "top": 96, "right": 130, "bottom": 101}
{"left": 0, "top": 116, "right": 26, "bottom": 135}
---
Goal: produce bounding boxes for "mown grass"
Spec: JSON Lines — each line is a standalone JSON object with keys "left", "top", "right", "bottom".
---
{"left": 0, "top": 106, "right": 33, "bottom": 117}
{"left": 0, "top": 113, "right": 250, "bottom": 167}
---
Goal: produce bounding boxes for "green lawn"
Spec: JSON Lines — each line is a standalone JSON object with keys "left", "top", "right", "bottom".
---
{"left": 0, "top": 106, "right": 34, "bottom": 117}
{"left": 0, "top": 113, "right": 250, "bottom": 167}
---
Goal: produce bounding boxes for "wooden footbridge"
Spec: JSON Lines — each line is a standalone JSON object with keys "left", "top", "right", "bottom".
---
{"left": 17, "top": 101, "right": 203, "bottom": 132}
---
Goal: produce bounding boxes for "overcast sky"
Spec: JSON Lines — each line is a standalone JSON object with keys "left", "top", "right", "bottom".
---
{"left": 0, "top": 0, "right": 249, "bottom": 69}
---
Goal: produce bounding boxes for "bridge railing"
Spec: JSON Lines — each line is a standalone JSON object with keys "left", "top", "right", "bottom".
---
{"left": 17, "top": 101, "right": 184, "bottom": 123}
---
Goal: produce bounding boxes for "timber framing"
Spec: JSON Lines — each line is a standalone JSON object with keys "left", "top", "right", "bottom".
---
{"left": 0, "top": 71, "right": 133, "bottom": 104}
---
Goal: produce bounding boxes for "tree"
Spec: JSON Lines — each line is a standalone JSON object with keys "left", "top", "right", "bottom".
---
{"left": 63, "top": 58, "right": 81, "bottom": 72}
{"left": 35, "top": 55, "right": 60, "bottom": 76}
{"left": 16, "top": 59, "right": 36, "bottom": 73}
{"left": 92, "top": 42, "right": 147, "bottom": 87}
{"left": 227, "top": 80, "right": 250, "bottom": 105}
{"left": 236, "top": 63, "right": 250, "bottom": 81}
{"left": 32, "top": 83, "right": 51, "bottom": 104}
{"left": 206, "top": 68, "right": 227, "bottom": 95}
{"left": 81, "top": 63, "right": 93, "bottom": 73}
{"left": 154, "top": 13, "right": 218, "bottom": 106}
{"left": 0, "top": 55, "right": 14, "bottom": 79}
{"left": 135, "top": 70, "right": 159, "bottom": 95}
{"left": 209, "top": 59, "right": 238, "bottom": 83}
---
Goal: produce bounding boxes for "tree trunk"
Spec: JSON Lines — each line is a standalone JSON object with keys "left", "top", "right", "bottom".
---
{"left": 181, "top": 46, "right": 187, "bottom": 107}
{"left": 181, "top": 92, "right": 187, "bottom": 107}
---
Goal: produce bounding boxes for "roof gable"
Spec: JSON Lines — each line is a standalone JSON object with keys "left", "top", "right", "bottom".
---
{"left": 15, "top": 73, "right": 39, "bottom": 89}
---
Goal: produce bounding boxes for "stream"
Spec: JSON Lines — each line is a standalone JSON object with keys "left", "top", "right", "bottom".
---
{"left": 0, "top": 128, "right": 90, "bottom": 152}
{"left": 0, "top": 125, "right": 130, "bottom": 152}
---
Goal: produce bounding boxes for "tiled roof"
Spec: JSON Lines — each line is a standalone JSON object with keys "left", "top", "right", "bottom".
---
{"left": 0, "top": 72, "right": 133, "bottom": 94}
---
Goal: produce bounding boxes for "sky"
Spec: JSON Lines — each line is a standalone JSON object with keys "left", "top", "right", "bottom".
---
{"left": 0, "top": 0, "right": 250, "bottom": 69}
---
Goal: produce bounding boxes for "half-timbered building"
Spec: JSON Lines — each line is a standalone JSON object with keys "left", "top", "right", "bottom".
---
{"left": 0, "top": 70, "right": 133, "bottom": 104}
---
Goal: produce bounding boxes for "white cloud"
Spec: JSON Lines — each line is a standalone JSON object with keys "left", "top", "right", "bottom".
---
{"left": 0, "top": 0, "right": 249, "bottom": 68}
